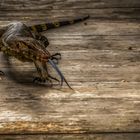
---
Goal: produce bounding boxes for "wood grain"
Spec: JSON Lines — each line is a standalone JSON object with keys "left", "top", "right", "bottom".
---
{"left": 0, "top": 134, "right": 140, "bottom": 140}
{"left": 0, "top": 0, "right": 140, "bottom": 21}
{"left": 0, "top": 0, "right": 140, "bottom": 138}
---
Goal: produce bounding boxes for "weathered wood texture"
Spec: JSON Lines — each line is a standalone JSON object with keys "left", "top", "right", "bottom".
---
{"left": 0, "top": 134, "right": 140, "bottom": 140}
{"left": 0, "top": 0, "right": 140, "bottom": 21}
{"left": 0, "top": 0, "right": 140, "bottom": 138}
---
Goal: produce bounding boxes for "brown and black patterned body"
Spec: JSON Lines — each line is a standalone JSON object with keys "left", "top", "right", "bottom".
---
{"left": 0, "top": 22, "right": 53, "bottom": 84}
{"left": 29, "top": 15, "right": 89, "bottom": 33}
{"left": 1, "top": 22, "right": 50, "bottom": 62}
{"left": 0, "top": 15, "right": 89, "bottom": 88}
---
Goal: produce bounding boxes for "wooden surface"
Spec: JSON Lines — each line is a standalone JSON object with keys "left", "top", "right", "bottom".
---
{"left": 0, "top": 0, "right": 140, "bottom": 139}
{"left": 0, "top": 134, "right": 140, "bottom": 140}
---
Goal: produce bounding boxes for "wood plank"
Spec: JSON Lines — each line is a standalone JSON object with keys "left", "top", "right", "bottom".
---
{"left": 0, "top": 79, "right": 140, "bottom": 134}
{"left": 0, "top": 84, "right": 140, "bottom": 134}
{"left": 0, "top": 8, "right": 140, "bottom": 21}
{"left": 0, "top": 0, "right": 140, "bottom": 21}
{"left": 0, "top": 134, "right": 140, "bottom": 140}
{"left": 1, "top": 50, "right": 140, "bottom": 83}
{"left": 0, "top": 0, "right": 140, "bottom": 135}
{"left": 0, "top": 17, "right": 139, "bottom": 134}
{"left": 1, "top": 0, "right": 140, "bottom": 10}
{"left": 44, "top": 20, "right": 140, "bottom": 51}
